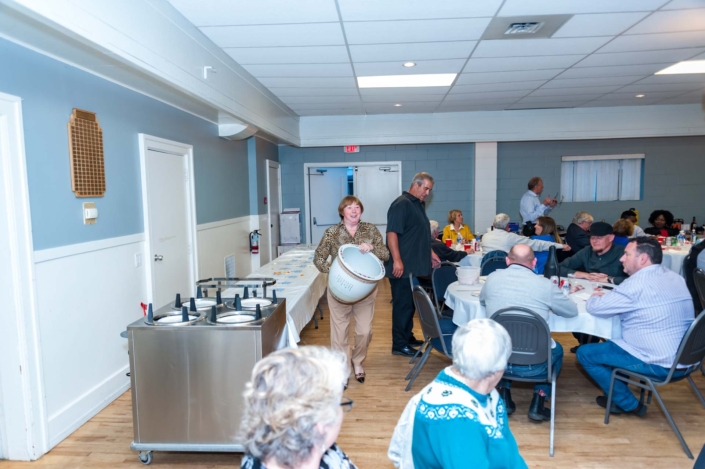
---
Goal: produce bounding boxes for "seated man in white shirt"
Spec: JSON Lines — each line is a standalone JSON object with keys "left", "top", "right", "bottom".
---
{"left": 577, "top": 237, "right": 695, "bottom": 416}
{"left": 481, "top": 213, "right": 570, "bottom": 255}
{"left": 480, "top": 244, "right": 578, "bottom": 421}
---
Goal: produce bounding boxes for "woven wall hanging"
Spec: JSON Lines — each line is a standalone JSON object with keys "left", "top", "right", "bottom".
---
{"left": 68, "top": 108, "right": 106, "bottom": 197}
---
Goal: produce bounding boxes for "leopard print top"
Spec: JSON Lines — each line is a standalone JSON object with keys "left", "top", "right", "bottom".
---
{"left": 313, "top": 221, "right": 389, "bottom": 273}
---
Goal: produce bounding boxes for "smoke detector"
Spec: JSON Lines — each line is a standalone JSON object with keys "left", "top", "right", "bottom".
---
{"left": 505, "top": 22, "right": 544, "bottom": 35}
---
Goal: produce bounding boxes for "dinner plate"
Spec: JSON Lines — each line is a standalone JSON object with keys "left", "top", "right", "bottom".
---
{"left": 157, "top": 315, "right": 198, "bottom": 323}
{"left": 241, "top": 298, "right": 272, "bottom": 308}
{"left": 217, "top": 314, "right": 257, "bottom": 323}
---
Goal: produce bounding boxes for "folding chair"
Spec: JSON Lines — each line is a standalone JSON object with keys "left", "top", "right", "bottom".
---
{"left": 432, "top": 261, "right": 457, "bottom": 318}
{"left": 604, "top": 312, "right": 705, "bottom": 459}
{"left": 481, "top": 250, "right": 508, "bottom": 276}
{"left": 491, "top": 307, "right": 558, "bottom": 456}
{"left": 694, "top": 269, "right": 705, "bottom": 314}
{"left": 405, "top": 286, "right": 456, "bottom": 392}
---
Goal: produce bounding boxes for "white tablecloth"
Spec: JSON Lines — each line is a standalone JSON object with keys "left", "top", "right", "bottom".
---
{"left": 460, "top": 252, "right": 483, "bottom": 267}
{"left": 662, "top": 246, "right": 689, "bottom": 275}
{"left": 223, "top": 246, "right": 326, "bottom": 346}
{"left": 444, "top": 279, "right": 622, "bottom": 340}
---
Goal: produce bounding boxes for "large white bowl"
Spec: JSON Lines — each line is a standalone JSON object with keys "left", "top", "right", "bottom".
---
{"left": 328, "top": 244, "right": 385, "bottom": 304}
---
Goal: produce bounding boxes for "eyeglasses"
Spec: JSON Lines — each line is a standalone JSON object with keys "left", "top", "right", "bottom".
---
{"left": 340, "top": 396, "right": 354, "bottom": 413}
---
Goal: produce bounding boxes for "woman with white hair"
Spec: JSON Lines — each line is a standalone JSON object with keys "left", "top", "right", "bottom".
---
{"left": 412, "top": 319, "right": 527, "bottom": 469}
{"left": 240, "top": 346, "right": 357, "bottom": 469}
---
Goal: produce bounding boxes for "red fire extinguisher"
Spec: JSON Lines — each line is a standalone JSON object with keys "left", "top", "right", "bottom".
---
{"left": 250, "top": 229, "right": 260, "bottom": 254}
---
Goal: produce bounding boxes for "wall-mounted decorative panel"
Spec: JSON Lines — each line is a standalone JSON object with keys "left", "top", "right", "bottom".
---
{"left": 68, "top": 109, "right": 105, "bottom": 197}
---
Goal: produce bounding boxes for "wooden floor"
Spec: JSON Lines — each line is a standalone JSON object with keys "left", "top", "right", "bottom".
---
{"left": 3, "top": 280, "right": 704, "bottom": 468}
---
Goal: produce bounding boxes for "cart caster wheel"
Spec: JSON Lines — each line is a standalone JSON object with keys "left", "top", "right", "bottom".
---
{"left": 138, "top": 451, "right": 153, "bottom": 465}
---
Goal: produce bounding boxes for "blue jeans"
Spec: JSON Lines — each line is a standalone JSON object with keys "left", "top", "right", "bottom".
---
{"left": 576, "top": 341, "right": 691, "bottom": 412}
{"left": 500, "top": 342, "right": 563, "bottom": 397}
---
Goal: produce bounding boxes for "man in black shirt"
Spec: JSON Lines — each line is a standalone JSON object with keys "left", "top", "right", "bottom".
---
{"left": 566, "top": 211, "right": 593, "bottom": 253}
{"left": 386, "top": 172, "right": 441, "bottom": 357}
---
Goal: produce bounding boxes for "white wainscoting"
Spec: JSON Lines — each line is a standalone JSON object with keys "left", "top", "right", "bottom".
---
{"left": 196, "top": 216, "right": 255, "bottom": 279}
{"left": 33, "top": 235, "right": 147, "bottom": 449}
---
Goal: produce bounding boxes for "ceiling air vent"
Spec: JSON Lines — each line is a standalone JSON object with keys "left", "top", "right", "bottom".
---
{"left": 505, "top": 22, "right": 544, "bottom": 35}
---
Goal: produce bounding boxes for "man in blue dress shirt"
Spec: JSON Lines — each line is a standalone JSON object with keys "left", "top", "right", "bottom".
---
{"left": 520, "top": 177, "right": 557, "bottom": 235}
{"left": 577, "top": 237, "right": 694, "bottom": 416}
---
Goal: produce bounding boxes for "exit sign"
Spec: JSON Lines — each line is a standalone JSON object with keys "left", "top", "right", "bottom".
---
{"left": 344, "top": 145, "right": 360, "bottom": 153}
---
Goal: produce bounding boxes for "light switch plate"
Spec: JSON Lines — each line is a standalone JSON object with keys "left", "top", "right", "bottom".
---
{"left": 83, "top": 202, "right": 97, "bottom": 225}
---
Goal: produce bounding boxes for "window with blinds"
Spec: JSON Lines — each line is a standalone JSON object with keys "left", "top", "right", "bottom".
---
{"left": 560, "top": 154, "right": 644, "bottom": 203}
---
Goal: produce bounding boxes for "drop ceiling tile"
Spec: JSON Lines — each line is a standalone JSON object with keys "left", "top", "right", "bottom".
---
{"left": 456, "top": 69, "right": 564, "bottom": 84}
{"left": 463, "top": 56, "right": 582, "bottom": 73}
{"left": 618, "top": 83, "right": 705, "bottom": 93}
{"left": 268, "top": 87, "right": 361, "bottom": 97}
{"left": 200, "top": 23, "right": 344, "bottom": 48}
{"left": 445, "top": 90, "right": 530, "bottom": 101}
{"left": 519, "top": 94, "right": 603, "bottom": 103}
{"left": 258, "top": 77, "right": 356, "bottom": 88}
{"left": 167, "top": 0, "right": 339, "bottom": 26}
{"left": 662, "top": 0, "right": 705, "bottom": 10}
{"left": 498, "top": 0, "right": 668, "bottom": 16}
{"left": 443, "top": 96, "right": 522, "bottom": 105}
{"left": 579, "top": 99, "right": 663, "bottom": 107}
{"left": 625, "top": 9, "right": 705, "bottom": 34}
{"left": 360, "top": 87, "right": 449, "bottom": 95}
{"left": 506, "top": 101, "right": 586, "bottom": 109}
{"left": 361, "top": 94, "right": 445, "bottom": 103}
{"left": 528, "top": 86, "right": 622, "bottom": 96}
{"left": 636, "top": 74, "right": 705, "bottom": 85}
{"left": 556, "top": 63, "right": 674, "bottom": 78}
{"left": 553, "top": 12, "right": 649, "bottom": 37}
{"left": 473, "top": 37, "right": 613, "bottom": 57}
{"left": 280, "top": 96, "right": 362, "bottom": 104}
{"left": 289, "top": 102, "right": 364, "bottom": 110}
{"left": 599, "top": 31, "right": 705, "bottom": 53}
{"left": 542, "top": 76, "right": 643, "bottom": 88}
{"left": 576, "top": 48, "right": 705, "bottom": 67}
{"left": 297, "top": 109, "right": 366, "bottom": 116}
{"left": 242, "top": 63, "right": 353, "bottom": 78}
{"left": 338, "top": 0, "right": 502, "bottom": 21}
{"left": 592, "top": 91, "right": 685, "bottom": 101}
{"left": 450, "top": 80, "right": 547, "bottom": 93}
{"left": 224, "top": 46, "right": 349, "bottom": 64}
{"left": 657, "top": 90, "right": 704, "bottom": 104}
{"left": 355, "top": 59, "right": 466, "bottom": 76}
{"left": 436, "top": 104, "right": 510, "bottom": 113}
{"left": 364, "top": 103, "right": 440, "bottom": 114}
{"left": 344, "top": 18, "right": 491, "bottom": 45}
{"left": 349, "top": 42, "right": 477, "bottom": 62}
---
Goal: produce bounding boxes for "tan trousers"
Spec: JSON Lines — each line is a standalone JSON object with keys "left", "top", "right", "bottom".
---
{"left": 327, "top": 287, "right": 378, "bottom": 369}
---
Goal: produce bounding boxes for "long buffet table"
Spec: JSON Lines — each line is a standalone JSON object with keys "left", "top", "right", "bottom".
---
{"left": 223, "top": 245, "right": 326, "bottom": 346}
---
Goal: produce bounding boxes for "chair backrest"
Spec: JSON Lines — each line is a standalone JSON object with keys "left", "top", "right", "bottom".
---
{"left": 412, "top": 286, "right": 451, "bottom": 356}
{"left": 432, "top": 261, "right": 457, "bottom": 311}
{"left": 408, "top": 272, "right": 420, "bottom": 291}
{"left": 490, "top": 307, "right": 551, "bottom": 369}
{"left": 694, "top": 269, "right": 705, "bottom": 312}
{"left": 481, "top": 251, "right": 508, "bottom": 276}
{"left": 668, "top": 310, "right": 705, "bottom": 381}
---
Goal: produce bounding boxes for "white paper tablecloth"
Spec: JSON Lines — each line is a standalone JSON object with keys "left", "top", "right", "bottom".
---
{"left": 223, "top": 247, "right": 326, "bottom": 346}
{"left": 445, "top": 280, "right": 622, "bottom": 340}
{"left": 460, "top": 252, "right": 483, "bottom": 267}
{"left": 662, "top": 246, "right": 689, "bottom": 275}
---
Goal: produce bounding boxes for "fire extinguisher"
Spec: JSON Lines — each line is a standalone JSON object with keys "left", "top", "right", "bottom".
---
{"left": 250, "top": 230, "right": 260, "bottom": 254}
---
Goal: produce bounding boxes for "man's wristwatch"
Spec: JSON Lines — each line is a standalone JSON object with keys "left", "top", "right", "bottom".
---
{"left": 608, "top": 276, "right": 614, "bottom": 284}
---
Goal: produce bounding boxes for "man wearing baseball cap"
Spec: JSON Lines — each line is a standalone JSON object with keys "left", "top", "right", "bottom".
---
{"left": 559, "top": 221, "right": 628, "bottom": 286}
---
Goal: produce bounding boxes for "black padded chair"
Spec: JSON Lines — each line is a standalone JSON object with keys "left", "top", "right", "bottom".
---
{"left": 604, "top": 312, "right": 705, "bottom": 459}
{"left": 491, "top": 307, "right": 557, "bottom": 456}
{"left": 404, "top": 286, "right": 456, "bottom": 392}
{"left": 694, "top": 269, "right": 705, "bottom": 315}
{"left": 432, "top": 261, "right": 457, "bottom": 318}
{"left": 481, "top": 250, "right": 508, "bottom": 276}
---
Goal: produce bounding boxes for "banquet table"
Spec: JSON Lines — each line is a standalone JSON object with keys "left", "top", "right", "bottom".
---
{"left": 444, "top": 279, "right": 622, "bottom": 340}
{"left": 223, "top": 244, "right": 326, "bottom": 346}
{"left": 661, "top": 245, "right": 689, "bottom": 275}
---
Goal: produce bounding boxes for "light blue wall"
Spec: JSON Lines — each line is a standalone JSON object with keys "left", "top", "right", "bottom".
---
{"left": 0, "top": 38, "right": 249, "bottom": 250}
{"left": 278, "top": 143, "right": 475, "bottom": 241}
{"left": 497, "top": 137, "right": 705, "bottom": 228}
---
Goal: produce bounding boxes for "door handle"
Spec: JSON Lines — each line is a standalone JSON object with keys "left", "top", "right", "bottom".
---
{"left": 313, "top": 217, "right": 317, "bottom": 225}
{"left": 154, "top": 254, "right": 164, "bottom": 261}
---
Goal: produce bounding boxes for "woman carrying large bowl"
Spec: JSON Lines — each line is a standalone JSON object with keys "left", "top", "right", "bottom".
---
{"left": 314, "top": 195, "right": 389, "bottom": 384}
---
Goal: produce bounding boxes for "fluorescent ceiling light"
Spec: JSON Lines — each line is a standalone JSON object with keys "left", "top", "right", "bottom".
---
{"left": 358, "top": 74, "right": 456, "bottom": 88}
{"left": 655, "top": 60, "right": 705, "bottom": 75}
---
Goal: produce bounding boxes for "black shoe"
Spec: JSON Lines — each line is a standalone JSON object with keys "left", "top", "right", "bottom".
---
{"left": 570, "top": 345, "right": 579, "bottom": 353}
{"left": 528, "top": 393, "right": 551, "bottom": 422}
{"left": 498, "top": 387, "right": 516, "bottom": 415}
{"left": 596, "top": 396, "right": 647, "bottom": 416}
{"left": 392, "top": 345, "right": 418, "bottom": 357}
{"left": 408, "top": 337, "right": 425, "bottom": 346}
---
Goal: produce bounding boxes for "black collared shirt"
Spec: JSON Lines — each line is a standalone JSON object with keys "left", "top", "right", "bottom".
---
{"left": 385, "top": 191, "right": 432, "bottom": 278}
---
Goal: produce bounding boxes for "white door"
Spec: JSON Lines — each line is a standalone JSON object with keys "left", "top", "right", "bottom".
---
{"left": 308, "top": 167, "right": 349, "bottom": 245}
{"left": 267, "top": 160, "right": 281, "bottom": 262}
{"left": 354, "top": 165, "right": 402, "bottom": 241}
{"left": 140, "top": 136, "right": 198, "bottom": 309}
